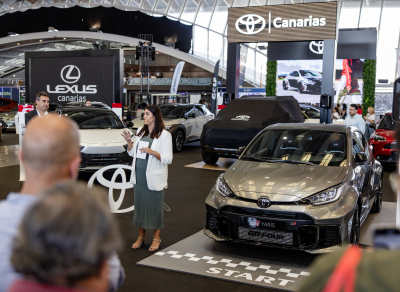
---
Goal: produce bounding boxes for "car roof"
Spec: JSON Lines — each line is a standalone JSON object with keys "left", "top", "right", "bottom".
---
{"left": 268, "top": 123, "right": 350, "bottom": 132}
{"left": 159, "top": 103, "right": 202, "bottom": 106}
{"left": 61, "top": 107, "right": 112, "bottom": 112}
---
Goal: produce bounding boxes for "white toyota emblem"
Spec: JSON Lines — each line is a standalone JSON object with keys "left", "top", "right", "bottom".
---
{"left": 88, "top": 164, "right": 134, "bottom": 214}
{"left": 235, "top": 14, "right": 266, "bottom": 35}
{"left": 232, "top": 115, "right": 250, "bottom": 121}
{"left": 309, "top": 41, "right": 324, "bottom": 54}
{"left": 61, "top": 65, "right": 81, "bottom": 84}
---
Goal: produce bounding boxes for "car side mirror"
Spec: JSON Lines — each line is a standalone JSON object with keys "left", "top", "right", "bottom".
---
{"left": 355, "top": 152, "right": 367, "bottom": 164}
{"left": 125, "top": 121, "right": 134, "bottom": 128}
{"left": 236, "top": 146, "right": 246, "bottom": 157}
{"left": 369, "top": 123, "right": 377, "bottom": 129}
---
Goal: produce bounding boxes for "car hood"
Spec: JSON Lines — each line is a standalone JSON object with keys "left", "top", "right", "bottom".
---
{"left": 224, "top": 160, "right": 349, "bottom": 202}
{"left": 375, "top": 129, "right": 395, "bottom": 141}
{"left": 0, "top": 112, "right": 16, "bottom": 119}
{"left": 133, "top": 118, "right": 183, "bottom": 129}
{"left": 305, "top": 77, "right": 322, "bottom": 82}
{"left": 79, "top": 129, "right": 131, "bottom": 145}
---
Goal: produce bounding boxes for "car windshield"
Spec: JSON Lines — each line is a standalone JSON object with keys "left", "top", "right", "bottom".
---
{"left": 63, "top": 111, "right": 124, "bottom": 129}
{"left": 242, "top": 129, "right": 347, "bottom": 166}
{"left": 300, "top": 70, "right": 321, "bottom": 77}
{"left": 159, "top": 105, "right": 185, "bottom": 119}
{"left": 303, "top": 108, "right": 320, "bottom": 119}
{"left": 378, "top": 114, "right": 394, "bottom": 130}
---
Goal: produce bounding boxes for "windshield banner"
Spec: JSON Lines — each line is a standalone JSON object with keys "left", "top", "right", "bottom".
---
{"left": 170, "top": 61, "right": 185, "bottom": 95}
{"left": 211, "top": 60, "right": 220, "bottom": 114}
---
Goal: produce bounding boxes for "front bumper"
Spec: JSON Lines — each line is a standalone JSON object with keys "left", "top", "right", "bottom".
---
{"left": 79, "top": 151, "right": 133, "bottom": 171}
{"left": 371, "top": 142, "right": 398, "bottom": 163}
{"left": 202, "top": 146, "right": 238, "bottom": 158}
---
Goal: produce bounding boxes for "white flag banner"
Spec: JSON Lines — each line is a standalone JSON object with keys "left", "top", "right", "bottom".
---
{"left": 170, "top": 61, "right": 185, "bottom": 94}
{"left": 396, "top": 49, "right": 400, "bottom": 79}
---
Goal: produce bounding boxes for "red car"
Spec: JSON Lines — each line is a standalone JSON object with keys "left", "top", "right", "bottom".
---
{"left": 0, "top": 98, "right": 18, "bottom": 113}
{"left": 369, "top": 113, "right": 398, "bottom": 163}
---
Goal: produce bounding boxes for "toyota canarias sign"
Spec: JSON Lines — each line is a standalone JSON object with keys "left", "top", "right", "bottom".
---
{"left": 228, "top": 2, "right": 337, "bottom": 43}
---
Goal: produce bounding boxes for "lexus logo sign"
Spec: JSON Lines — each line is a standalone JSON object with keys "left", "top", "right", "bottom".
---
{"left": 257, "top": 196, "right": 272, "bottom": 208}
{"left": 235, "top": 14, "right": 267, "bottom": 35}
{"left": 61, "top": 65, "right": 81, "bottom": 83}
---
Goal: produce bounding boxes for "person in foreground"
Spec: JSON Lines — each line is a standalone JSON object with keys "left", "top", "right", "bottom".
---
{"left": 7, "top": 182, "right": 122, "bottom": 292}
{"left": 122, "top": 105, "right": 173, "bottom": 252}
{"left": 0, "top": 114, "right": 125, "bottom": 292}
{"left": 297, "top": 127, "right": 400, "bottom": 292}
{"left": 345, "top": 104, "right": 366, "bottom": 134}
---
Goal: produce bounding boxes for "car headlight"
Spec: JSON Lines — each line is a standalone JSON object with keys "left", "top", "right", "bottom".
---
{"left": 306, "top": 184, "right": 344, "bottom": 206}
{"left": 305, "top": 79, "right": 315, "bottom": 85}
{"left": 79, "top": 146, "right": 85, "bottom": 152}
{"left": 373, "top": 134, "right": 386, "bottom": 141}
{"left": 216, "top": 174, "right": 234, "bottom": 197}
{"left": 165, "top": 125, "right": 173, "bottom": 130}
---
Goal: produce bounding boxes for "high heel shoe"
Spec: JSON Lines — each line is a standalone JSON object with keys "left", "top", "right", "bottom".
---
{"left": 132, "top": 237, "right": 146, "bottom": 249}
{"left": 149, "top": 238, "right": 161, "bottom": 252}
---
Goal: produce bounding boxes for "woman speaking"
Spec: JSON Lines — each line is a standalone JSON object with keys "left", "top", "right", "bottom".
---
{"left": 121, "top": 105, "right": 173, "bottom": 252}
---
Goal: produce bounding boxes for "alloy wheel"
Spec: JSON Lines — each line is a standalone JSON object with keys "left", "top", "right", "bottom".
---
{"left": 175, "top": 131, "right": 184, "bottom": 152}
{"left": 350, "top": 206, "right": 360, "bottom": 244}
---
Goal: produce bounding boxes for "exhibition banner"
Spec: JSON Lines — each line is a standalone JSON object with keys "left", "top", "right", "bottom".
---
{"left": 170, "top": 61, "right": 185, "bottom": 94}
{"left": 227, "top": 2, "right": 337, "bottom": 43}
{"left": 276, "top": 59, "right": 363, "bottom": 104}
{"left": 29, "top": 55, "right": 114, "bottom": 106}
{"left": 211, "top": 60, "right": 220, "bottom": 114}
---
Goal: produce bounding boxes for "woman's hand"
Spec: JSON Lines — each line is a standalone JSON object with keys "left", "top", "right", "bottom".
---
{"left": 121, "top": 130, "right": 132, "bottom": 142}
{"left": 139, "top": 147, "right": 154, "bottom": 155}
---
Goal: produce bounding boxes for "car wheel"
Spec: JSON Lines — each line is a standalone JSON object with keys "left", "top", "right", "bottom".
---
{"left": 371, "top": 179, "right": 383, "bottom": 213}
{"left": 283, "top": 81, "right": 287, "bottom": 90}
{"left": 173, "top": 130, "right": 185, "bottom": 152}
{"left": 202, "top": 149, "right": 219, "bottom": 165}
{"left": 349, "top": 204, "right": 361, "bottom": 244}
{"left": 298, "top": 82, "right": 305, "bottom": 94}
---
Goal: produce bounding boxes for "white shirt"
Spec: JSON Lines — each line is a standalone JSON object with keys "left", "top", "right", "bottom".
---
{"left": 366, "top": 114, "right": 375, "bottom": 124}
{"left": 127, "top": 127, "right": 173, "bottom": 191}
{"left": 36, "top": 109, "right": 48, "bottom": 117}
{"left": 345, "top": 114, "right": 366, "bottom": 134}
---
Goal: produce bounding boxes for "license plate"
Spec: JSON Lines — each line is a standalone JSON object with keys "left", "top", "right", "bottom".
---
{"left": 91, "top": 157, "right": 118, "bottom": 162}
{"left": 238, "top": 227, "right": 293, "bottom": 245}
{"left": 241, "top": 217, "right": 286, "bottom": 231}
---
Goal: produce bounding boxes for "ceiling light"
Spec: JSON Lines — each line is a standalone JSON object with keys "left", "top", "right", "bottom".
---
{"left": 39, "top": 40, "right": 42, "bottom": 42}
{"left": 17, "top": 43, "right": 20, "bottom": 45}
{"left": 63, "top": 38, "right": 66, "bottom": 40}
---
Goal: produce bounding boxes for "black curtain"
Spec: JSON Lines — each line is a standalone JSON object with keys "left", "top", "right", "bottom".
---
{"left": 0, "top": 7, "right": 192, "bottom": 52}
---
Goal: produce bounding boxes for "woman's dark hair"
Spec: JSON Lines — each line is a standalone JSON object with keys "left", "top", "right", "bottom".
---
{"left": 137, "top": 105, "right": 165, "bottom": 139}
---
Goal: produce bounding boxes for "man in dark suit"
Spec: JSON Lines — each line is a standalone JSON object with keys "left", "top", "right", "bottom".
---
{"left": 25, "top": 91, "right": 49, "bottom": 125}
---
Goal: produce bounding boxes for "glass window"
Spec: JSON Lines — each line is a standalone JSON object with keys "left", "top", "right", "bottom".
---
{"left": 255, "top": 52, "right": 267, "bottom": 88}
{"left": 141, "top": 0, "right": 157, "bottom": 11}
{"left": 167, "top": 0, "right": 184, "bottom": 19}
{"left": 245, "top": 48, "right": 255, "bottom": 83}
{"left": 128, "top": 0, "right": 141, "bottom": 8}
{"left": 242, "top": 129, "right": 347, "bottom": 167}
{"left": 378, "top": 114, "right": 395, "bottom": 130}
{"left": 155, "top": 0, "right": 170, "bottom": 14}
{"left": 194, "top": 107, "right": 204, "bottom": 117}
{"left": 193, "top": 26, "right": 208, "bottom": 60}
{"left": 159, "top": 105, "right": 186, "bottom": 118}
{"left": 64, "top": 111, "right": 124, "bottom": 129}
{"left": 353, "top": 131, "right": 365, "bottom": 151}
{"left": 208, "top": 31, "right": 223, "bottom": 63}
{"left": 222, "top": 36, "right": 227, "bottom": 68}
{"left": 267, "top": 0, "right": 285, "bottom": 5}
{"left": 358, "top": 0, "right": 381, "bottom": 28}
{"left": 249, "top": 0, "right": 267, "bottom": 5}
{"left": 195, "top": 0, "right": 216, "bottom": 27}
{"left": 376, "top": 0, "right": 400, "bottom": 83}
{"left": 209, "top": 0, "right": 232, "bottom": 33}
{"left": 233, "top": 0, "right": 249, "bottom": 7}
{"left": 293, "top": 71, "right": 299, "bottom": 77}
{"left": 339, "top": 0, "right": 362, "bottom": 29}
{"left": 180, "top": 0, "right": 199, "bottom": 23}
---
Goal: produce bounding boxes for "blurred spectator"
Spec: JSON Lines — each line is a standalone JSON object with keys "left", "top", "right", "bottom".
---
{"left": 363, "top": 107, "right": 375, "bottom": 138}
{"left": 85, "top": 100, "right": 92, "bottom": 107}
{"left": 357, "top": 104, "right": 363, "bottom": 115}
{"left": 336, "top": 103, "right": 344, "bottom": 117}
{"left": 0, "top": 114, "right": 125, "bottom": 292}
{"left": 298, "top": 126, "right": 400, "bottom": 292}
{"left": 345, "top": 104, "right": 365, "bottom": 134}
{"left": 332, "top": 107, "right": 340, "bottom": 121}
{"left": 8, "top": 182, "right": 122, "bottom": 292}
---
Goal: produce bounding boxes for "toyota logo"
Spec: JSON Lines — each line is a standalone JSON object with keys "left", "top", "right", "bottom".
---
{"left": 88, "top": 164, "right": 134, "bottom": 214}
{"left": 235, "top": 14, "right": 266, "bottom": 35}
{"left": 257, "top": 196, "right": 272, "bottom": 208}
{"left": 61, "top": 65, "right": 81, "bottom": 83}
{"left": 309, "top": 41, "right": 324, "bottom": 54}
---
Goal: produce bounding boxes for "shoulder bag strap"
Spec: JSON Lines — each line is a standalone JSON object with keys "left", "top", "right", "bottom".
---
{"left": 322, "top": 245, "right": 363, "bottom": 292}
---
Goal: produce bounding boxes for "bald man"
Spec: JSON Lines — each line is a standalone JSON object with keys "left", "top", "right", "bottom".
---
{"left": 0, "top": 114, "right": 125, "bottom": 292}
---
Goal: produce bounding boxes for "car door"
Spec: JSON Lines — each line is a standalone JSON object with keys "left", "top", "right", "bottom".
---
{"left": 292, "top": 71, "right": 300, "bottom": 87}
{"left": 194, "top": 105, "right": 210, "bottom": 137}
{"left": 288, "top": 72, "right": 296, "bottom": 88}
{"left": 183, "top": 106, "right": 196, "bottom": 140}
{"left": 352, "top": 131, "right": 371, "bottom": 219}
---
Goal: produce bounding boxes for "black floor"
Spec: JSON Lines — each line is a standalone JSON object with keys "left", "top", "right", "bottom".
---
{"left": 0, "top": 133, "right": 397, "bottom": 292}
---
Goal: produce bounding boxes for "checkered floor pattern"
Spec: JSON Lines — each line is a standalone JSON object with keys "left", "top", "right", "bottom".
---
{"left": 155, "top": 250, "right": 311, "bottom": 279}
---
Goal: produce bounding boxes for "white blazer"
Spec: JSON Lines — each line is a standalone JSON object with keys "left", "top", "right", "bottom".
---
{"left": 127, "top": 127, "right": 173, "bottom": 191}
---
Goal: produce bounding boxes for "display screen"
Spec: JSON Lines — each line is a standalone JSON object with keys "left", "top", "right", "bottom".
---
{"left": 29, "top": 56, "right": 114, "bottom": 106}
{"left": 276, "top": 59, "right": 364, "bottom": 104}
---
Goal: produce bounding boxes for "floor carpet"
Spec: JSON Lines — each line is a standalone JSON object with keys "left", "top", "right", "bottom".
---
{"left": 0, "top": 136, "right": 397, "bottom": 292}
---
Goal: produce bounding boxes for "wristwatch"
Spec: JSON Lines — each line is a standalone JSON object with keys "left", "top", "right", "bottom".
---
{"left": 153, "top": 151, "right": 157, "bottom": 157}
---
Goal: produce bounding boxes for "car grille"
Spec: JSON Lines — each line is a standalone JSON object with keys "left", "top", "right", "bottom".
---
{"left": 238, "top": 227, "right": 294, "bottom": 245}
{"left": 220, "top": 206, "right": 312, "bottom": 220}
